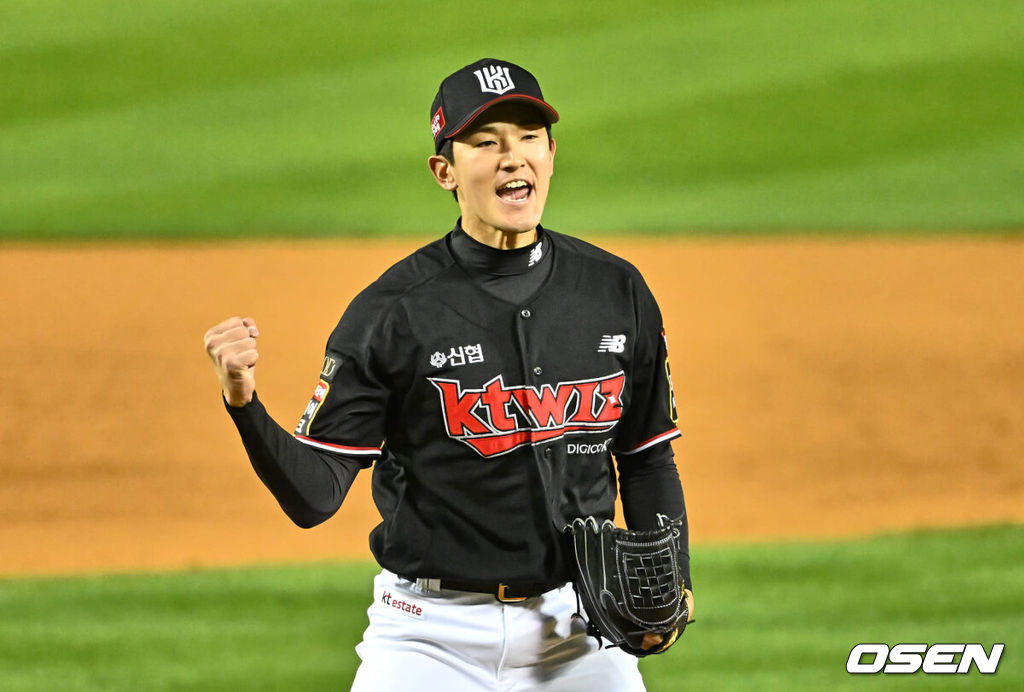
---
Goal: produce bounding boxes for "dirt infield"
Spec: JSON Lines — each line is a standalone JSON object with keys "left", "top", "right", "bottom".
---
{"left": 1, "top": 236, "right": 1022, "bottom": 575}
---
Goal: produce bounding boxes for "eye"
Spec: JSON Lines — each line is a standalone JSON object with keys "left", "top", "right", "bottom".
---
{"left": 522, "top": 133, "right": 539, "bottom": 141}
{"left": 475, "top": 139, "right": 497, "bottom": 148}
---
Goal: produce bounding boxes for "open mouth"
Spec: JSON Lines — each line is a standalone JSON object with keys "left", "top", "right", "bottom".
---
{"left": 496, "top": 179, "right": 532, "bottom": 203}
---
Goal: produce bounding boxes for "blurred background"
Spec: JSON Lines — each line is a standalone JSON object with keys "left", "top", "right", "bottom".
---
{"left": 1, "top": 1, "right": 1022, "bottom": 690}
{"left": 2, "top": 0, "right": 1021, "bottom": 238}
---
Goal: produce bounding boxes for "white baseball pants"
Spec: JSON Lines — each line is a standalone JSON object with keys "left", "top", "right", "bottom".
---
{"left": 350, "top": 569, "right": 646, "bottom": 691}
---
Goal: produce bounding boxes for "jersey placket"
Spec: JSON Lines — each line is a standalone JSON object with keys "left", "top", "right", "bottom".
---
{"left": 513, "top": 300, "right": 566, "bottom": 541}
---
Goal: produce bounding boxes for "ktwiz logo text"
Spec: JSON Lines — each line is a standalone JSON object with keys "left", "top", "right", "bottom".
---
{"left": 429, "top": 372, "right": 624, "bottom": 457}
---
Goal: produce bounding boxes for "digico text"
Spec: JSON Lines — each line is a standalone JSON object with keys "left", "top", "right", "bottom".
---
{"left": 846, "top": 643, "right": 1004, "bottom": 674}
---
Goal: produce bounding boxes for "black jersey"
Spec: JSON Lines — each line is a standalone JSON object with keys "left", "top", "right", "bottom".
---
{"left": 292, "top": 225, "right": 680, "bottom": 583}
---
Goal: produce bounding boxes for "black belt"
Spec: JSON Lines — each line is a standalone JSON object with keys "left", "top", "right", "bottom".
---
{"left": 400, "top": 576, "right": 565, "bottom": 603}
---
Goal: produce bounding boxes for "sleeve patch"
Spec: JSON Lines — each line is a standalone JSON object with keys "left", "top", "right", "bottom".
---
{"left": 662, "top": 329, "right": 678, "bottom": 424}
{"left": 294, "top": 378, "right": 330, "bottom": 436}
{"left": 320, "top": 354, "right": 340, "bottom": 381}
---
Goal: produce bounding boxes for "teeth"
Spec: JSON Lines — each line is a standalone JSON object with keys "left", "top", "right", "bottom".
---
{"left": 500, "top": 180, "right": 529, "bottom": 190}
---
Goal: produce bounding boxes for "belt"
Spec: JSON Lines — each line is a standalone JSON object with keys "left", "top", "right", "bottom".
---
{"left": 400, "top": 576, "right": 565, "bottom": 603}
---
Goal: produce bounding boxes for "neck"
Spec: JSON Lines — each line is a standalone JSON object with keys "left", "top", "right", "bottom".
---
{"left": 461, "top": 217, "right": 538, "bottom": 250}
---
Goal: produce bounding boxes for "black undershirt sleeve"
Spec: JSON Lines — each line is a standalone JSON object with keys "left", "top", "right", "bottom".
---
{"left": 224, "top": 391, "right": 362, "bottom": 528}
{"left": 616, "top": 444, "right": 692, "bottom": 590}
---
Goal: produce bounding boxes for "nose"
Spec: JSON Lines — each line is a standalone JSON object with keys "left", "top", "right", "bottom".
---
{"left": 500, "top": 142, "right": 525, "bottom": 170}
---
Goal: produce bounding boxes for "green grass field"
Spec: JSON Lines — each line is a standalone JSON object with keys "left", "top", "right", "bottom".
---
{"left": 1, "top": 0, "right": 1022, "bottom": 238}
{"left": 2, "top": 526, "right": 1021, "bottom": 691}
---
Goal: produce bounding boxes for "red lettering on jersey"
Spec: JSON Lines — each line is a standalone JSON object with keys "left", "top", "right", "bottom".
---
{"left": 428, "top": 372, "right": 625, "bottom": 458}
{"left": 430, "top": 380, "right": 489, "bottom": 436}
{"left": 568, "top": 381, "right": 599, "bottom": 422}
{"left": 593, "top": 372, "right": 625, "bottom": 422}
{"left": 511, "top": 384, "right": 574, "bottom": 428}
{"left": 481, "top": 378, "right": 516, "bottom": 431}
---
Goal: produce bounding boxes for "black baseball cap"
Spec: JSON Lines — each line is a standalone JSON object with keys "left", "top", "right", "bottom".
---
{"left": 430, "top": 58, "right": 559, "bottom": 154}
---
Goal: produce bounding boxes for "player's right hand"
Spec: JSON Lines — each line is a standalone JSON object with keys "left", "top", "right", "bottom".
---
{"left": 204, "top": 316, "right": 260, "bottom": 407}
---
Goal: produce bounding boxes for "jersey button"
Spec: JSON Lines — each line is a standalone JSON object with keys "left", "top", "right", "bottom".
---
{"left": 543, "top": 448, "right": 552, "bottom": 459}
{"left": 533, "top": 366, "right": 543, "bottom": 376}
{"left": 520, "top": 308, "right": 531, "bottom": 319}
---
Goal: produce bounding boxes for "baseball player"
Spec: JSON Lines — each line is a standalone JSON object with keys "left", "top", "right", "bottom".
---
{"left": 204, "top": 58, "right": 692, "bottom": 690}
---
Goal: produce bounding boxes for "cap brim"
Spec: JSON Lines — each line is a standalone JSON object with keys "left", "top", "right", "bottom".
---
{"left": 446, "top": 94, "right": 559, "bottom": 141}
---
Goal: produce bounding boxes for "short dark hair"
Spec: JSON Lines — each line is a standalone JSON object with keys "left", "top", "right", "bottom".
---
{"left": 438, "top": 124, "right": 553, "bottom": 202}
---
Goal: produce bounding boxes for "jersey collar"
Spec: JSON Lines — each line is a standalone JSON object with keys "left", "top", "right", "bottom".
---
{"left": 449, "top": 219, "right": 550, "bottom": 277}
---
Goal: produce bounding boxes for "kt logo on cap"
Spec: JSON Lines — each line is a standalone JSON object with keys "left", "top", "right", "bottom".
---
{"left": 474, "top": 66, "right": 515, "bottom": 95}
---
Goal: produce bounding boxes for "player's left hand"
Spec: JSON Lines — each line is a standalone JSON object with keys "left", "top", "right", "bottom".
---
{"left": 641, "top": 588, "right": 694, "bottom": 650}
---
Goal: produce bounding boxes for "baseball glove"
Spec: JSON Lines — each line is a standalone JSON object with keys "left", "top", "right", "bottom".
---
{"left": 565, "top": 514, "right": 690, "bottom": 657}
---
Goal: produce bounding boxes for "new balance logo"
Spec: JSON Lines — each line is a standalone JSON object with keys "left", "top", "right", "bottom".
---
{"left": 528, "top": 242, "right": 543, "bottom": 267}
{"left": 598, "top": 335, "right": 626, "bottom": 353}
{"left": 474, "top": 65, "right": 515, "bottom": 95}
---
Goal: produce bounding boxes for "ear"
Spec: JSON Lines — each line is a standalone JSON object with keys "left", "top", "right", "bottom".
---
{"left": 428, "top": 154, "right": 457, "bottom": 191}
{"left": 549, "top": 136, "right": 556, "bottom": 167}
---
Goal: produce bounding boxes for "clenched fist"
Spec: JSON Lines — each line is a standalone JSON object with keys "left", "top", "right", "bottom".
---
{"left": 204, "top": 316, "right": 260, "bottom": 407}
